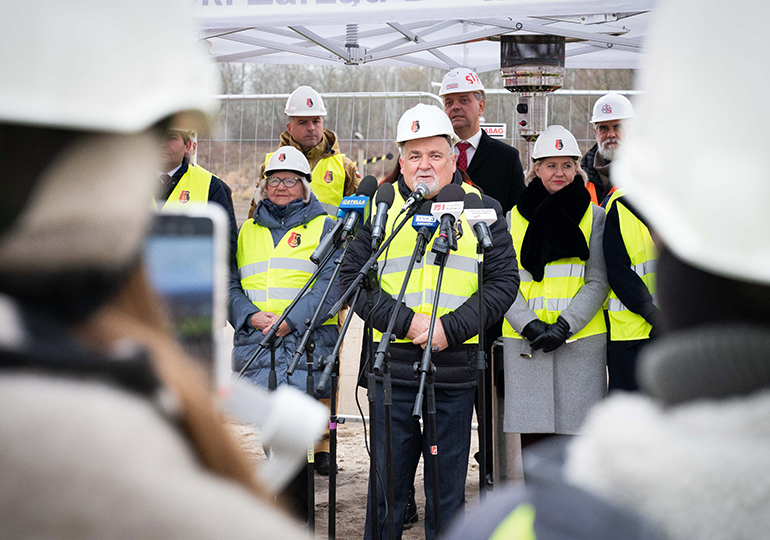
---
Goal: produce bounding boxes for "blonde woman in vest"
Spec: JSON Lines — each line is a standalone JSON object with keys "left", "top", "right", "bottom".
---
{"left": 502, "top": 125, "right": 609, "bottom": 464}
{"left": 229, "top": 145, "right": 339, "bottom": 519}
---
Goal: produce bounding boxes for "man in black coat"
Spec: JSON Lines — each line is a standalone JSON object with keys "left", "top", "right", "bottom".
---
{"left": 439, "top": 68, "right": 525, "bottom": 215}
{"left": 441, "top": 68, "right": 526, "bottom": 482}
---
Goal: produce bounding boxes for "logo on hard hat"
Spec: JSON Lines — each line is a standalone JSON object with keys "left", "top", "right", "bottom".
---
{"left": 179, "top": 190, "right": 190, "bottom": 203}
{"left": 278, "top": 153, "right": 286, "bottom": 162}
{"left": 411, "top": 120, "right": 420, "bottom": 133}
{"left": 446, "top": 83, "right": 459, "bottom": 90}
{"left": 602, "top": 104, "right": 612, "bottom": 115}
{"left": 288, "top": 232, "right": 302, "bottom": 248}
{"left": 307, "top": 98, "right": 314, "bottom": 108}
{"left": 324, "top": 171, "right": 334, "bottom": 184}
{"left": 555, "top": 139, "right": 563, "bottom": 151}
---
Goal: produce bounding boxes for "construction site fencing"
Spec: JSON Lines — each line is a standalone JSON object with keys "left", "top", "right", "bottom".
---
{"left": 197, "top": 89, "right": 638, "bottom": 223}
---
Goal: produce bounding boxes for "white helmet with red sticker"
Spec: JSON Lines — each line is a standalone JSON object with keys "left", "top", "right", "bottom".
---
{"left": 439, "top": 68, "right": 486, "bottom": 99}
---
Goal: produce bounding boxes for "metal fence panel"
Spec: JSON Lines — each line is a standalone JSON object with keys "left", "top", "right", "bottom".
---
{"left": 198, "top": 90, "right": 638, "bottom": 223}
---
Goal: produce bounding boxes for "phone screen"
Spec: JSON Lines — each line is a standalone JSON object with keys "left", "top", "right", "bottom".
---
{"left": 143, "top": 207, "right": 228, "bottom": 382}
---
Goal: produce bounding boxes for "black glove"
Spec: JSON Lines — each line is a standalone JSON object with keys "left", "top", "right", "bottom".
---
{"left": 521, "top": 319, "right": 548, "bottom": 344}
{"left": 531, "top": 316, "right": 572, "bottom": 353}
{"left": 643, "top": 306, "right": 662, "bottom": 340}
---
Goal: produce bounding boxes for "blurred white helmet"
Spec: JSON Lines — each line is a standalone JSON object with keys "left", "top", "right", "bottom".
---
{"left": 265, "top": 146, "right": 312, "bottom": 178}
{"left": 532, "top": 125, "right": 582, "bottom": 161}
{"left": 613, "top": 0, "right": 770, "bottom": 284}
{"left": 285, "top": 86, "right": 327, "bottom": 117}
{"left": 396, "top": 104, "right": 460, "bottom": 146}
{"left": 439, "top": 68, "right": 486, "bottom": 99}
{"left": 591, "top": 93, "right": 635, "bottom": 124}
{"left": 0, "top": 0, "right": 216, "bottom": 133}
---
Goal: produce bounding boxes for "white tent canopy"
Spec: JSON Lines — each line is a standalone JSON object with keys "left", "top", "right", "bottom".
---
{"left": 195, "top": 0, "right": 653, "bottom": 72}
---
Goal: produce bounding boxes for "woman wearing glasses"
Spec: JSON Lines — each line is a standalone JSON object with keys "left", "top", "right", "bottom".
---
{"left": 229, "top": 146, "right": 340, "bottom": 519}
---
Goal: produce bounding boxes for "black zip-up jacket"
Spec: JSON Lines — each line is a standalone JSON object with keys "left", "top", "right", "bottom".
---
{"left": 339, "top": 172, "right": 519, "bottom": 389}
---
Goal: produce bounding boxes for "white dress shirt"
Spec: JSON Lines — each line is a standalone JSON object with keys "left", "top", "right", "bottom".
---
{"left": 453, "top": 129, "right": 483, "bottom": 167}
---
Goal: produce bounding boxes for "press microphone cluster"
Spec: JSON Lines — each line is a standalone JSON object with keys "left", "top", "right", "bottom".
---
{"left": 310, "top": 175, "right": 377, "bottom": 264}
{"left": 401, "top": 182, "right": 430, "bottom": 214}
{"left": 430, "top": 184, "right": 466, "bottom": 258}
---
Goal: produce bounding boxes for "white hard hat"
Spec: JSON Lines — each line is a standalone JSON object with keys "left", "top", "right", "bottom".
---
{"left": 285, "top": 86, "right": 327, "bottom": 117}
{"left": 0, "top": 0, "right": 216, "bottom": 133}
{"left": 396, "top": 104, "right": 460, "bottom": 146}
{"left": 532, "top": 125, "right": 582, "bottom": 161}
{"left": 265, "top": 146, "right": 312, "bottom": 178}
{"left": 591, "top": 93, "right": 634, "bottom": 124}
{"left": 439, "top": 68, "right": 486, "bottom": 99}
{"left": 613, "top": 0, "right": 770, "bottom": 284}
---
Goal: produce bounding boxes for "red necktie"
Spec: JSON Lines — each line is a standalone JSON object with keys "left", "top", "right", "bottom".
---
{"left": 456, "top": 142, "right": 471, "bottom": 170}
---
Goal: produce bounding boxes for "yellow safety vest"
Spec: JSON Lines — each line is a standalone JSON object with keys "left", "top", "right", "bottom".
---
{"left": 605, "top": 190, "right": 658, "bottom": 341}
{"left": 490, "top": 503, "right": 537, "bottom": 540}
{"left": 503, "top": 205, "right": 606, "bottom": 340}
{"left": 236, "top": 215, "right": 337, "bottom": 326}
{"left": 374, "top": 183, "right": 481, "bottom": 344}
{"left": 161, "top": 164, "right": 211, "bottom": 210}
{"left": 264, "top": 152, "right": 346, "bottom": 217}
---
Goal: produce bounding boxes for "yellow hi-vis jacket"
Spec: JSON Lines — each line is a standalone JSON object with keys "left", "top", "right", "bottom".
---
{"left": 374, "top": 183, "right": 481, "bottom": 344}
{"left": 160, "top": 164, "right": 211, "bottom": 210}
{"left": 604, "top": 190, "right": 658, "bottom": 341}
{"left": 235, "top": 214, "right": 337, "bottom": 326}
{"left": 264, "top": 152, "right": 345, "bottom": 217}
{"left": 503, "top": 205, "right": 606, "bottom": 340}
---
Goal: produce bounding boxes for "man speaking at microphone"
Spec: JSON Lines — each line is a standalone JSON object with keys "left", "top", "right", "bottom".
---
{"left": 340, "top": 104, "right": 519, "bottom": 540}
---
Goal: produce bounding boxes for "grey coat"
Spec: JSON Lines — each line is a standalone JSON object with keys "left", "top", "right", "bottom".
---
{"left": 503, "top": 204, "right": 608, "bottom": 434}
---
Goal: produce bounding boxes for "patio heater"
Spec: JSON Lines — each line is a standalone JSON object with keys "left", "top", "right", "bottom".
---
{"left": 500, "top": 35, "right": 565, "bottom": 165}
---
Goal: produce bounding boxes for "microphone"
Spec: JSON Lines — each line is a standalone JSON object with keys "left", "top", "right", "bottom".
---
{"left": 412, "top": 200, "right": 439, "bottom": 236}
{"left": 311, "top": 176, "right": 377, "bottom": 263}
{"left": 463, "top": 192, "right": 496, "bottom": 252}
{"left": 340, "top": 175, "right": 377, "bottom": 237}
{"left": 370, "top": 182, "right": 395, "bottom": 250}
{"left": 401, "top": 182, "right": 429, "bottom": 214}
{"left": 430, "top": 184, "right": 466, "bottom": 258}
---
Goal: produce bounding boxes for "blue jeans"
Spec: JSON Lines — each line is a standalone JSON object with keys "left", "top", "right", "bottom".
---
{"left": 363, "top": 382, "right": 476, "bottom": 540}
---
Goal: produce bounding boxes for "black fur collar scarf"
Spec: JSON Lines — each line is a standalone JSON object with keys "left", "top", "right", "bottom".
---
{"left": 517, "top": 175, "right": 591, "bottom": 282}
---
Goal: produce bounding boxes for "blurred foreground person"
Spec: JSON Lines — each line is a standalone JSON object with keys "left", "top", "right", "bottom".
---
{"left": 229, "top": 146, "right": 339, "bottom": 518}
{"left": 0, "top": 1, "right": 309, "bottom": 538}
{"left": 445, "top": 0, "right": 770, "bottom": 538}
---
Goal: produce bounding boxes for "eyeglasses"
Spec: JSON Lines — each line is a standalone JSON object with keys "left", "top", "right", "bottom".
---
{"left": 266, "top": 176, "right": 301, "bottom": 188}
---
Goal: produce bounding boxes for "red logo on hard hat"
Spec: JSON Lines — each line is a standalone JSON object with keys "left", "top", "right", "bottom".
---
{"left": 411, "top": 120, "right": 420, "bottom": 133}
{"left": 278, "top": 153, "right": 286, "bottom": 162}
{"left": 179, "top": 190, "right": 190, "bottom": 203}
{"left": 602, "top": 104, "right": 612, "bottom": 114}
{"left": 307, "top": 98, "right": 314, "bottom": 108}
{"left": 555, "top": 139, "right": 563, "bottom": 151}
{"left": 446, "top": 83, "right": 459, "bottom": 90}
{"left": 324, "top": 171, "right": 334, "bottom": 183}
{"left": 465, "top": 72, "right": 480, "bottom": 84}
{"left": 288, "top": 232, "right": 301, "bottom": 248}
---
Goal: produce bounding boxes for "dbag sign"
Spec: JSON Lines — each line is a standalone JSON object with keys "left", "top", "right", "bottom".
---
{"left": 480, "top": 123, "right": 506, "bottom": 139}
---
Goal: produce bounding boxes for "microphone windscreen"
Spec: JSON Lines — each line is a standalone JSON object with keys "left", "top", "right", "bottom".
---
{"left": 417, "top": 200, "right": 434, "bottom": 215}
{"left": 435, "top": 184, "right": 465, "bottom": 203}
{"left": 375, "top": 181, "right": 395, "bottom": 207}
{"left": 356, "top": 175, "right": 378, "bottom": 198}
{"left": 463, "top": 192, "right": 484, "bottom": 210}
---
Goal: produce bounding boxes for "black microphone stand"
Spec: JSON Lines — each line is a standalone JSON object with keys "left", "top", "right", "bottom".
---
{"left": 373, "top": 223, "right": 435, "bottom": 540}
{"left": 475, "top": 240, "right": 489, "bottom": 498}
{"left": 412, "top": 246, "right": 451, "bottom": 538}
{"left": 235, "top": 245, "right": 338, "bottom": 380}
{"left": 315, "top": 285, "right": 362, "bottom": 540}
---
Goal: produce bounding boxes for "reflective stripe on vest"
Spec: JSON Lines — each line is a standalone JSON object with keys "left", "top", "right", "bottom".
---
{"left": 605, "top": 190, "right": 658, "bottom": 341}
{"left": 503, "top": 205, "right": 606, "bottom": 340}
{"left": 161, "top": 164, "right": 211, "bottom": 210}
{"left": 374, "top": 183, "right": 482, "bottom": 344}
{"left": 264, "top": 152, "right": 346, "bottom": 217}
{"left": 489, "top": 503, "right": 537, "bottom": 540}
{"left": 235, "top": 214, "right": 337, "bottom": 326}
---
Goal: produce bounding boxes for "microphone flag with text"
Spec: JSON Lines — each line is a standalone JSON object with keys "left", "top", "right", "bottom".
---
{"left": 310, "top": 175, "right": 377, "bottom": 264}
{"left": 430, "top": 184, "right": 465, "bottom": 261}
{"left": 463, "top": 192, "right": 496, "bottom": 252}
{"left": 370, "top": 182, "right": 396, "bottom": 250}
